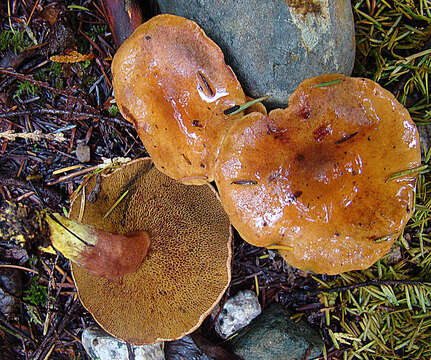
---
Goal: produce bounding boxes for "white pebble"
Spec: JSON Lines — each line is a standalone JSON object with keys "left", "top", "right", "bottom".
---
{"left": 82, "top": 327, "right": 164, "bottom": 360}
{"left": 211, "top": 290, "right": 261, "bottom": 339}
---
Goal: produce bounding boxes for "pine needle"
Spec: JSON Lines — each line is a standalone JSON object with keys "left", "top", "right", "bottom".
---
{"left": 225, "top": 95, "right": 270, "bottom": 116}
{"left": 313, "top": 79, "right": 343, "bottom": 88}
{"left": 103, "top": 190, "right": 129, "bottom": 219}
{"left": 266, "top": 244, "right": 293, "bottom": 251}
{"left": 385, "top": 165, "right": 429, "bottom": 183}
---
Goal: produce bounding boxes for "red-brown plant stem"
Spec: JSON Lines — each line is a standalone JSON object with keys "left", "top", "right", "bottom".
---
{"left": 101, "top": 0, "right": 144, "bottom": 48}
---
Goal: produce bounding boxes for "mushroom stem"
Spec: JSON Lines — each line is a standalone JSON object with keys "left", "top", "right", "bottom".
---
{"left": 44, "top": 214, "right": 150, "bottom": 279}
{"left": 0, "top": 201, "right": 149, "bottom": 280}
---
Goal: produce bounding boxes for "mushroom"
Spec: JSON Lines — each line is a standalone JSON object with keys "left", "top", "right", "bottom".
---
{"left": 68, "top": 158, "right": 232, "bottom": 344}
{"left": 112, "top": 14, "right": 246, "bottom": 185}
{"left": 214, "top": 74, "right": 421, "bottom": 275}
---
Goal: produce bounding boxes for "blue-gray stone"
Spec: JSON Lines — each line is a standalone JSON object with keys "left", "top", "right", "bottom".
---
{"left": 229, "top": 304, "right": 323, "bottom": 360}
{"left": 157, "top": 0, "right": 355, "bottom": 109}
{"left": 418, "top": 124, "right": 431, "bottom": 159}
{"left": 165, "top": 336, "right": 211, "bottom": 360}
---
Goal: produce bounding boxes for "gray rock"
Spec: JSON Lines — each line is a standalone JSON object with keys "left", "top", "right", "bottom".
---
{"left": 0, "top": 267, "right": 22, "bottom": 317}
{"left": 385, "top": 245, "right": 402, "bottom": 265}
{"left": 418, "top": 124, "right": 431, "bottom": 158}
{"left": 165, "top": 335, "right": 211, "bottom": 360}
{"left": 211, "top": 290, "right": 261, "bottom": 339}
{"left": 158, "top": 0, "right": 355, "bottom": 109}
{"left": 76, "top": 142, "right": 91, "bottom": 163}
{"left": 82, "top": 327, "right": 164, "bottom": 360}
{"left": 229, "top": 304, "right": 323, "bottom": 360}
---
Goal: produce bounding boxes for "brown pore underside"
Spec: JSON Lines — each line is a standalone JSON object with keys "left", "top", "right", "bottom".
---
{"left": 69, "top": 158, "right": 232, "bottom": 344}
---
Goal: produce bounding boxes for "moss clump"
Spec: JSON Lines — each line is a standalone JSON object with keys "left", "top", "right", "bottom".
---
{"left": 0, "top": 30, "right": 32, "bottom": 54}
{"left": 23, "top": 277, "right": 48, "bottom": 306}
{"left": 13, "top": 81, "right": 39, "bottom": 99}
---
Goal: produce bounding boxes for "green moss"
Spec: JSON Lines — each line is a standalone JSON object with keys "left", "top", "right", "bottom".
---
{"left": 34, "top": 62, "right": 64, "bottom": 90}
{"left": 13, "top": 81, "right": 39, "bottom": 99}
{"left": 85, "top": 24, "right": 108, "bottom": 41}
{"left": 23, "top": 277, "right": 47, "bottom": 306}
{"left": 34, "top": 62, "right": 62, "bottom": 81}
{"left": 0, "top": 30, "right": 32, "bottom": 54}
{"left": 108, "top": 104, "right": 119, "bottom": 116}
{"left": 80, "top": 59, "right": 92, "bottom": 70}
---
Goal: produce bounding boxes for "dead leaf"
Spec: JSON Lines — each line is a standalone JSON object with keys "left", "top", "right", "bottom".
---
{"left": 40, "top": 5, "right": 61, "bottom": 26}
{"left": 50, "top": 50, "right": 94, "bottom": 63}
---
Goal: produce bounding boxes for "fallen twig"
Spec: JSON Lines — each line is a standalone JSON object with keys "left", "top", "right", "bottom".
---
{"left": 0, "top": 130, "right": 65, "bottom": 142}
{"left": 0, "top": 67, "right": 85, "bottom": 105}
{"left": 0, "top": 108, "right": 133, "bottom": 128}
{"left": 0, "top": 174, "right": 62, "bottom": 205}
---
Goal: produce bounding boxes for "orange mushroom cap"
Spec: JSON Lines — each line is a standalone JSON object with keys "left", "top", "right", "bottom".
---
{"left": 112, "top": 15, "right": 246, "bottom": 184}
{"left": 69, "top": 158, "right": 232, "bottom": 344}
{"left": 215, "top": 74, "right": 421, "bottom": 275}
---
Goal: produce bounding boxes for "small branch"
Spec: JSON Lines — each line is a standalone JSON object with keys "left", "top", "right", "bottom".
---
{"left": 0, "top": 108, "right": 133, "bottom": 128}
{"left": 0, "top": 264, "right": 39, "bottom": 274}
{"left": 0, "top": 130, "right": 65, "bottom": 142}
{"left": 0, "top": 311, "right": 37, "bottom": 347}
{"left": 31, "top": 297, "right": 79, "bottom": 360}
{"left": 0, "top": 174, "right": 62, "bottom": 205}
{"left": 0, "top": 67, "right": 86, "bottom": 105}
{"left": 101, "top": 0, "right": 143, "bottom": 48}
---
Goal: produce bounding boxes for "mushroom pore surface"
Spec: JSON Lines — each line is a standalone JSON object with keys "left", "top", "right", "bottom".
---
{"left": 214, "top": 74, "right": 421, "bottom": 275}
{"left": 112, "top": 15, "right": 246, "bottom": 184}
{"left": 70, "top": 159, "right": 232, "bottom": 344}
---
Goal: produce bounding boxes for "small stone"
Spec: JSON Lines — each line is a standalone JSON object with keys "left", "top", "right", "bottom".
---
{"left": 76, "top": 142, "right": 91, "bottom": 163}
{"left": 165, "top": 335, "right": 211, "bottom": 360}
{"left": 229, "top": 304, "right": 323, "bottom": 360}
{"left": 158, "top": 0, "right": 355, "bottom": 109}
{"left": 386, "top": 245, "right": 402, "bottom": 265}
{"left": 82, "top": 327, "right": 164, "bottom": 360}
{"left": 211, "top": 290, "right": 261, "bottom": 339}
{"left": 418, "top": 124, "right": 431, "bottom": 158}
{"left": 0, "top": 267, "right": 22, "bottom": 318}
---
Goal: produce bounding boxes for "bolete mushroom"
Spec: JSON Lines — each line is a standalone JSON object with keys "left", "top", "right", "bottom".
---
{"left": 214, "top": 74, "right": 421, "bottom": 275}
{"left": 112, "top": 15, "right": 246, "bottom": 185}
{"left": 69, "top": 158, "right": 232, "bottom": 344}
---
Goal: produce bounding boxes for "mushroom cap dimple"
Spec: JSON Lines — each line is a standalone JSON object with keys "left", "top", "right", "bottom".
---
{"left": 112, "top": 15, "right": 246, "bottom": 185}
{"left": 214, "top": 74, "right": 421, "bottom": 275}
{"left": 70, "top": 158, "right": 232, "bottom": 344}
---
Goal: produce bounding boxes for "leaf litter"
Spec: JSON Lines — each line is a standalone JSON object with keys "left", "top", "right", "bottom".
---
{"left": 0, "top": 0, "right": 430, "bottom": 359}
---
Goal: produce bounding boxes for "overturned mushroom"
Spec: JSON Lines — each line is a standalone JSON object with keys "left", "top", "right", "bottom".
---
{"left": 214, "top": 74, "right": 421, "bottom": 275}
{"left": 112, "top": 15, "right": 246, "bottom": 184}
{"left": 69, "top": 158, "right": 232, "bottom": 344}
